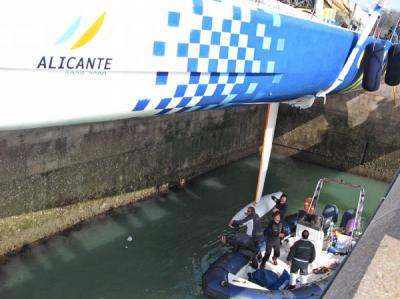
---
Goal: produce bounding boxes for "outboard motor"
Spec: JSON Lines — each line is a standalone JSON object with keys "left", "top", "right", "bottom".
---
{"left": 340, "top": 209, "right": 356, "bottom": 228}
{"left": 322, "top": 204, "right": 339, "bottom": 234}
{"left": 322, "top": 204, "right": 339, "bottom": 223}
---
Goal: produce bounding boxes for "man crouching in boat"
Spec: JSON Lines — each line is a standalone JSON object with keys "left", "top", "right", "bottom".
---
{"left": 229, "top": 207, "right": 264, "bottom": 251}
{"left": 223, "top": 207, "right": 264, "bottom": 267}
{"left": 287, "top": 230, "right": 316, "bottom": 289}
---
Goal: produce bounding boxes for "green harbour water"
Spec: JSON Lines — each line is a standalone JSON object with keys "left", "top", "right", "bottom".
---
{"left": 0, "top": 154, "right": 388, "bottom": 299}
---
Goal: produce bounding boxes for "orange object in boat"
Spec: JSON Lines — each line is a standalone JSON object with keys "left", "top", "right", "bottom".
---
{"left": 303, "top": 197, "right": 316, "bottom": 214}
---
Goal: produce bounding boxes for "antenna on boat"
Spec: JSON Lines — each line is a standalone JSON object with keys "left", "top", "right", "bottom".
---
{"left": 316, "top": 0, "right": 385, "bottom": 100}
{"left": 253, "top": 103, "right": 279, "bottom": 204}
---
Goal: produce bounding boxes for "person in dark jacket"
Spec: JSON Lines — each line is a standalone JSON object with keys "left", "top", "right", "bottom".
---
{"left": 260, "top": 211, "right": 284, "bottom": 268}
{"left": 222, "top": 231, "right": 257, "bottom": 256}
{"left": 272, "top": 194, "right": 288, "bottom": 218}
{"left": 229, "top": 206, "right": 264, "bottom": 246}
{"left": 287, "top": 229, "right": 316, "bottom": 289}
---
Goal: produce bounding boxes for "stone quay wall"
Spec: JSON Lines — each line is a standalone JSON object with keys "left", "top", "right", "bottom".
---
{"left": 273, "top": 84, "right": 400, "bottom": 182}
{"left": 0, "top": 106, "right": 267, "bottom": 218}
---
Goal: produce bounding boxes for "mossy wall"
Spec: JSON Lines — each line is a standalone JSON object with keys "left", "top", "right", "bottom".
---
{"left": 0, "top": 106, "right": 267, "bottom": 218}
{"left": 1, "top": 84, "right": 398, "bottom": 219}
{"left": 273, "top": 84, "right": 400, "bottom": 182}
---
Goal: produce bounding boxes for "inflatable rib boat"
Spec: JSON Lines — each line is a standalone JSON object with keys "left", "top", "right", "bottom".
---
{"left": 202, "top": 178, "right": 366, "bottom": 298}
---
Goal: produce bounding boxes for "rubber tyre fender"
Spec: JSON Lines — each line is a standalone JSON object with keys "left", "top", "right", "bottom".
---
{"left": 362, "top": 42, "right": 385, "bottom": 92}
{"left": 385, "top": 44, "right": 400, "bottom": 86}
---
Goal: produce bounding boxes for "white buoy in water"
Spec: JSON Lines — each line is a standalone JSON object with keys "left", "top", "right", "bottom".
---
{"left": 127, "top": 236, "right": 133, "bottom": 242}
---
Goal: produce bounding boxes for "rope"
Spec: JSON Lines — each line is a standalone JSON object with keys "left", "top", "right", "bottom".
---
{"left": 373, "top": 15, "right": 383, "bottom": 38}
{"left": 390, "top": 17, "right": 400, "bottom": 42}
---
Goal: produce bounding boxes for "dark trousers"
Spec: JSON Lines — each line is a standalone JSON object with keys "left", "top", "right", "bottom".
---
{"left": 261, "top": 237, "right": 280, "bottom": 266}
{"left": 290, "top": 259, "right": 309, "bottom": 275}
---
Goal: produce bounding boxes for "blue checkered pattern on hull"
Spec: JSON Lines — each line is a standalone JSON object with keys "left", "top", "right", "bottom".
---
{"left": 134, "top": 0, "right": 287, "bottom": 115}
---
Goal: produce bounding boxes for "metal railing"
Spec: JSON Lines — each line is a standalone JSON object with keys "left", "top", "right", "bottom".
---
{"left": 250, "top": 0, "right": 314, "bottom": 9}
{"left": 310, "top": 177, "right": 366, "bottom": 249}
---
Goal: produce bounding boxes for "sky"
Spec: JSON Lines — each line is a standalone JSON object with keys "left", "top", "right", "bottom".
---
{"left": 356, "top": 0, "right": 400, "bottom": 11}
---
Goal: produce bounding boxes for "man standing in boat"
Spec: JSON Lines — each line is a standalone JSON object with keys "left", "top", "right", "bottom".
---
{"left": 286, "top": 229, "right": 316, "bottom": 289}
{"left": 229, "top": 206, "right": 264, "bottom": 251}
{"left": 271, "top": 194, "right": 288, "bottom": 218}
{"left": 260, "top": 211, "right": 284, "bottom": 267}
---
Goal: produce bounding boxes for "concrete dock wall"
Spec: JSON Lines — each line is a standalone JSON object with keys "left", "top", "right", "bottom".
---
{"left": 273, "top": 84, "right": 400, "bottom": 182}
{"left": 1, "top": 84, "right": 399, "bottom": 219}
{"left": 0, "top": 106, "right": 266, "bottom": 218}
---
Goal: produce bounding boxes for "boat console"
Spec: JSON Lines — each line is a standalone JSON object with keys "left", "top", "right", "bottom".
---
{"left": 295, "top": 213, "right": 325, "bottom": 259}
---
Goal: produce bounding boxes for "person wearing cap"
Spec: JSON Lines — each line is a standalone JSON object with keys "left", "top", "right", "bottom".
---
{"left": 287, "top": 229, "right": 316, "bottom": 289}
{"left": 229, "top": 206, "right": 264, "bottom": 250}
{"left": 272, "top": 194, "right": 288, "bottom": 218}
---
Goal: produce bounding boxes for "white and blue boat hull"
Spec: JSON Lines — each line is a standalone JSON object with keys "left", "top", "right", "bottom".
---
{"left": 0, "top": 0, "right": 390, "bottom": 129}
